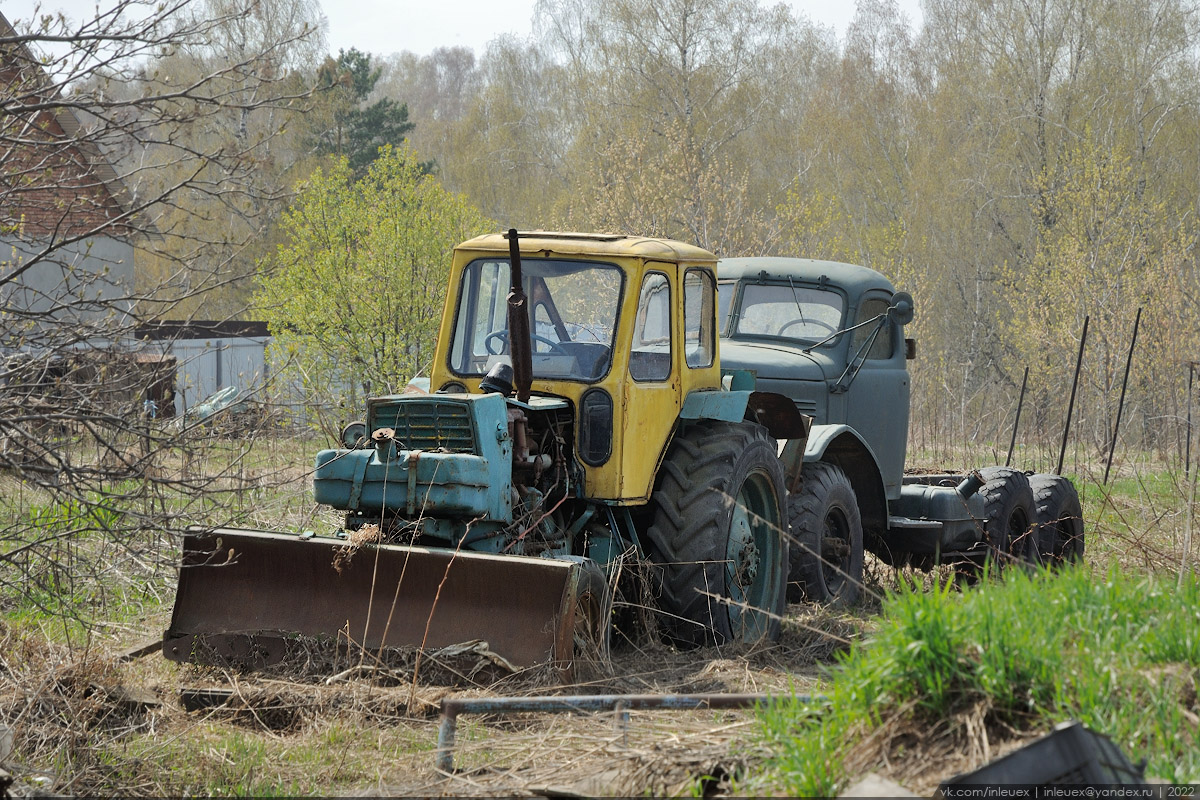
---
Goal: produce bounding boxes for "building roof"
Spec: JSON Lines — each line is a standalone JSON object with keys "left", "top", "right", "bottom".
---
{"left": 0, "top": 9, "right": 141, "bottom": 239}
{"left": 134, "top": 320, "right": 272, "bottom": 341}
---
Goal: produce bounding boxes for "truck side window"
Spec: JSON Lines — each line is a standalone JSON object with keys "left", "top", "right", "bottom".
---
{"left": 852, "top": 297, "right": 895, "bottom": 359}
{"left": 630, "top": 272, "right": 672, "bottom": 381}
{"left": 684, "top": 269, "right": 715, "bottom": 368}
{"left": 717, "top": 280, "right": 735, "bottom": 335}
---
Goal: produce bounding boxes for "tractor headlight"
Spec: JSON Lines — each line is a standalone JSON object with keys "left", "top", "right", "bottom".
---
{"left": 579, "top": 388, "right": 613, "bottom": 466}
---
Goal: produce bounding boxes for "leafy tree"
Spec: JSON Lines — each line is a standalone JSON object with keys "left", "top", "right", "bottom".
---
{"left": 539, "top": 0, "right": 802, "bottom": 252}
{"left": 313, "top": 47, "right": 416, "bottom": 177}
{"left": 255, "top": 145, "right": 492, "bottom": 424}
{"left": 121, "top": 0, "right": 327, "bottom": 318}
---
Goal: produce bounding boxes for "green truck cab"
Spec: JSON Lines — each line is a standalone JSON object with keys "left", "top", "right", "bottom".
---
{"left": 718, "top": 258, "right": 1084, "bottom": 605}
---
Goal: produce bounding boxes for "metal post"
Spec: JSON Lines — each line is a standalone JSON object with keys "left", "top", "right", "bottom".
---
{"left": 1057, "top": 316, "right": 1089, "bottom": 477}
{"left": 1187, "top": 363, "right": 1196, "bottom": 479}
{"left": 1104, "top": 308, "right": 1141, "bottom": 485}
{"left": 1006, "top": 366, "right": 1029, "bottom": 468}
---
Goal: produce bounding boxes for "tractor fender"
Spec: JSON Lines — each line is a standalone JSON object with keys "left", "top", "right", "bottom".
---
{"left": 783, "top": 423, "right": 888, "bottom": 542}
{"left": 680, "top": 389, "right": 810, "bottom": 441}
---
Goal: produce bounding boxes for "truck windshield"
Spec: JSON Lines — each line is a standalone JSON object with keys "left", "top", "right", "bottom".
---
{"left": 448, "top": 258, "right": 623, "bottom": 382}
{"left": 725, "top": 282, "right": 845, "bottom": 344}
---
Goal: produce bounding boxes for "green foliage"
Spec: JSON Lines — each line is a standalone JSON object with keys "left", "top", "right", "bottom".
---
{"left": 378, "top": 0, "right": 1200, "bottom": 456}
{"left": 758, "top": 566, "right": 1200, "bottom": 793}
{"left": 21, "top": 495, "right": 124, "bottom": 537}
{"left": 4, "top": 490, "right": 132, "bottom": 623}
{"left": 254, "top": 147, "right": 493, "bottom": 422}
{"left": 314, "top": 48, "right": 418, "bottom": 178}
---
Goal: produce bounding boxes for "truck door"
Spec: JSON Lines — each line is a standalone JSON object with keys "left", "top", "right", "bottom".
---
{"left": 842, "top": 292, "right": 909, "bottom": 500}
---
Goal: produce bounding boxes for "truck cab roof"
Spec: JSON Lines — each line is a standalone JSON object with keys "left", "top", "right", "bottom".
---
{"left": 717, "top": 257, "right": 897, "bottom": 296}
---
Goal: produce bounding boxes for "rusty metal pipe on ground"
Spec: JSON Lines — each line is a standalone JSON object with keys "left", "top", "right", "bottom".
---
{"left": 435, "top": 691, "right": 825, "bottom": 771}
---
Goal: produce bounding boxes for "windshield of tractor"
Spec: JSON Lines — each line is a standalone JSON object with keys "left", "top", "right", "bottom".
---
{"left": 720, "top": 281, "right": 845, "bottom": 345}
{"left": 448, "top": 258, "right": 624, "bottom": 382}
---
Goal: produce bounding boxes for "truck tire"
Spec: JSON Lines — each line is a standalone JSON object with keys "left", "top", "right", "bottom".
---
{"left": 787, "top": 461, "right": 864, "bottom": 606}
{"left": 1030, "top": 473, "right": 1084, "bottom": 567}
{"left": 644, "top": 420, "right": 788, "bottom": 647}
{"left": 978, "top": 467, "right": 1037, "bottom": 567}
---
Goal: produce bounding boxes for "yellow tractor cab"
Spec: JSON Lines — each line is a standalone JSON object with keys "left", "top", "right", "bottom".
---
{"left": 164, "top": 231, "right": 810, "bottom": 676}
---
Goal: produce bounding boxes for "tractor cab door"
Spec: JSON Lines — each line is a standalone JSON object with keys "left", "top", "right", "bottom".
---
{"left": 617, "top": 267, "right": 678, "bottom": 500}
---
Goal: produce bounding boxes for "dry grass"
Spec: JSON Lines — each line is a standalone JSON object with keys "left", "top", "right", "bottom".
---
{"left": 0, "top": 599, "right": 867, "bottom": 797}
{"left": 4, "top": 431, "right": 1196, "bottom": 795}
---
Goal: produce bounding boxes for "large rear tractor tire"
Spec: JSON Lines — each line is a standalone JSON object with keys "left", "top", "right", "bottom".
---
{"left": 787, "top": 461, "right": 864, "bottom": 606}
{"left": 1030, "top": 473, "right": 1084, "bottom": 567}
{"left": 978, "top": 466, "right": 1037, "bottom": 569}
{"left": 644, "top": 420, "right": 788, "bottom": 647}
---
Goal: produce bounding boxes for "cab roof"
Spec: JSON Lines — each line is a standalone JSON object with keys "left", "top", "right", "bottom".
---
{"left": 718, "top": 256, "right": 897, "bottom": 295}
{"left": 457, "top": 231, "right": 717, "bottom": 264}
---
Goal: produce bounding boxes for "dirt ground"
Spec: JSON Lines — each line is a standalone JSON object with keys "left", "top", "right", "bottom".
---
{"left": 2, "top": 602, "right": 865, "bottom": 797}
{"left": 5, "top": 558, "right": 1043, "bottom": 797}
{"left": 382, "top": 609, "right": 852, "bottom": 797}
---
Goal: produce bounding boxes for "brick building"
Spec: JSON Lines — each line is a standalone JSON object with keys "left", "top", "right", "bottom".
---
{"left": 1, "top": 9, "right": 139, "bottom": 334}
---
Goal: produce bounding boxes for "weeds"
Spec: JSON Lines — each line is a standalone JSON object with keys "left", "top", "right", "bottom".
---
{"left": 757, "top": 565, "right": 1200, "bottom": 794}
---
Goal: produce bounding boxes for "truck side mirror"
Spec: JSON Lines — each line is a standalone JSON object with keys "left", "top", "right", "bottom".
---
{"left": 890, "top": 291, "right": 915, "bottom": 325}
{"left": 905, "top": 338, "right": 917, "bottom": 360}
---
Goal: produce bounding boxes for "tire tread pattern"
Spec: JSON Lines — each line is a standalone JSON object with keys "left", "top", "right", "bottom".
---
{"left": 1030, "top": 473, "right": 1085, "bottom": 566}
{"left": 977, "top": 466, "right": 1036, "bottom": 564}
{"left": 787, "top": 461, "right": 864, "bottom": 606}
{"left": 643, "top": 420, "right": 786, "bottom": 646}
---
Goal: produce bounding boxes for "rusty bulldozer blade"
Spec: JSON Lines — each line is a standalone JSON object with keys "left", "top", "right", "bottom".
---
{"left": 162, "top": 528, "right": 579, "bottom": 673}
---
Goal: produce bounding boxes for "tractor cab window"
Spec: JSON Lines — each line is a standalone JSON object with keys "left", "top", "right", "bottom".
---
{"left": 684, "top": 270, "right": 715, "bottom": 368}
{"left": 449, "top": 258, "right": 623, "bottom": 382}
{"left": 630, "top": 272, "right": 672, "bottom": 382}
{"left": 730, "top": 282, "right": 844, "bottom": 346}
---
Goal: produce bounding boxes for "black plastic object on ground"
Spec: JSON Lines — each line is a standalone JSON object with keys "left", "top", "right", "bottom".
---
{"left": 938, "top": 720, "right": 1145, "bottom": 793}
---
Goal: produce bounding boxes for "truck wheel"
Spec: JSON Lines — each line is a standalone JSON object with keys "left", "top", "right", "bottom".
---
{"left": 978, "top": 467, "right": 1037, "bottom": 568}
{"left": 787, "top": 461, "right": 864, "bottom": 606}
{"left": 1030, "top": 473, "right": 1084, "bottom": 567}
{"left": 644, "top": 420, "right": 788, "bottom": 646}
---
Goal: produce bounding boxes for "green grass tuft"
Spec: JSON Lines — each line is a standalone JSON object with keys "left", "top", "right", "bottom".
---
{"left": 758, "top": 564, "right": 1200, "bottom": 794}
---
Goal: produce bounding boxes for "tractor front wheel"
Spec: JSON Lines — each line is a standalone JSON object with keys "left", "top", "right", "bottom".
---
{"left": 644, "top": 420, "right": 787, "bottom": 646}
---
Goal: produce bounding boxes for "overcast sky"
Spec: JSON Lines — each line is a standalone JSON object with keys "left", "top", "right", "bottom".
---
{"left": 1, "top": 0, "right": 924, "bottom": 58}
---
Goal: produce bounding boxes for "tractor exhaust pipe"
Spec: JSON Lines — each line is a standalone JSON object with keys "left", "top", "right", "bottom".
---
{"left": 505, "top": 229, "right": 533, "bottom": 404}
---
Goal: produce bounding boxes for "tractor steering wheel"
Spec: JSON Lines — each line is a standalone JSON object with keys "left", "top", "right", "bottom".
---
{"left": 484, "top": 329, "right": 569, "bottom": 356}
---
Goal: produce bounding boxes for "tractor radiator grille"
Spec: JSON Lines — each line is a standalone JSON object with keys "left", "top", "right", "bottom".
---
{"left": 370, "top": 400, "right": 476, "bottom": 453}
